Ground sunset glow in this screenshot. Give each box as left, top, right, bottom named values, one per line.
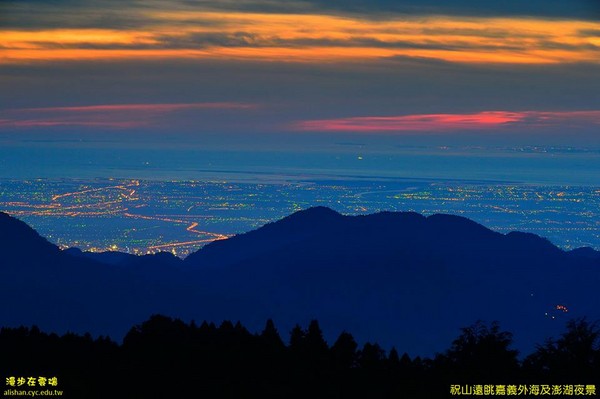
left=1, top=0, right=599, bottom=138
left=1, top=13, right=599, bottom=65
left=294, top=111, right=600, bottom=133
left=0, top=103, right=257, bottom=129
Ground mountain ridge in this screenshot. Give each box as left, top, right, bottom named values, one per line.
left=0, top=208, right=598, bottom=356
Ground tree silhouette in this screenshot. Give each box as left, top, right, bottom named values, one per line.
left=524, top=318, right=600, bottom=381
left=331, top=331, right=358, bottom=369
left=387, top=347, right=401, bottom=370
left=306, top=320, right=329, bottom=355
left=257, top=318, right=287, bottom=390
left=261, top=319, right=285, bottom=349
left=7, top=315, right=600, bottom=398
left=289, top=324, right=305, bottom=351
left=358, top=342, right=386, bottom=370
left=436, top=320, right=519, bottom=382
left=399, top=352, right=412, bottom=368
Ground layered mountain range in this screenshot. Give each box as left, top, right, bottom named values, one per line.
left=1, top=207, right=598, bottom=356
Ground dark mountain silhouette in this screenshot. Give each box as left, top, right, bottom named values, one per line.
left=0, top=212, right=188, bottom=338
left=63, top=247, right=183, bottom=277
left=0, top=208, right=598, bottom=356
left=0, top=211, right=60, bottom=261
left=568, top=246, right=600, bottom=260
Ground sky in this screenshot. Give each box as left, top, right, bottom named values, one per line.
left=1, top=0, right=600, bottom=150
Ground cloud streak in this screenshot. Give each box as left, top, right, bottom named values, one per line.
left=1, top=0, right=599, bottom=31
left=292, top=111, right=600, bottom=133
left=19, top=103, right=256, bottom=113
left=1, top=11, right=599, bottom=65
left=0, top=102, right=258, bottom=129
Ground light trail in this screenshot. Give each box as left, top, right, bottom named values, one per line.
left=124, top=212, right=230, bottom=240
left=12, top=200, right=129, bottom=217
left=147, top=237, right=227, bottom=251
left=51, top=180, right=139, bottom=201
left=187, top=222, right=200, bottom=233
left=0, top=202, right=61, bottom=209
left=185, top=221, right=229, bottom=239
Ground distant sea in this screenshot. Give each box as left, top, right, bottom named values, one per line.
left=2, top=140, right=600, bottom=185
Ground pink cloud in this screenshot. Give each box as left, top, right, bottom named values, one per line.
left=3, top=120, right=144, bottom=128
left=293, top=111, right=600, bottom=133
left=19, top=103, right=257, bottom=113
left=0, top=102, right=257, bottom=129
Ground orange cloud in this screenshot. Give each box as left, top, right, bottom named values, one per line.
left=1, top=13, right=598, bottom=65
left=293, top=111, right=600, bottom=133
left=0, top=102, right=257, bottom=129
